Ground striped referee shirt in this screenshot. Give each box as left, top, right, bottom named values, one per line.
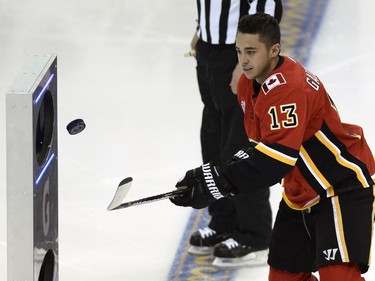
left=197, top=0, right=283, bottom=45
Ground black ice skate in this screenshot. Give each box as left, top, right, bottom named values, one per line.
left=188, top=227, right=231, bottom=256
left=212, top=238, right=268, bottom=268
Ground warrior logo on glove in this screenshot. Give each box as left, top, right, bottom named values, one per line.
left=171, top=162, right=235, bottom=209
left=202, top=163, right=225, bottom=200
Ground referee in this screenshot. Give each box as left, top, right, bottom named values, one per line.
left=187, top=0, right=283, bottom=267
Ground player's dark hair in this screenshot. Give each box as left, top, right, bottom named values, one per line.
left=237, top=13, right=280, bottom=49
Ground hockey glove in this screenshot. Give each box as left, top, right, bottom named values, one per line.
left=221, top=142, right=256, bottom=167
left=170, top=163, right=236, bottom=209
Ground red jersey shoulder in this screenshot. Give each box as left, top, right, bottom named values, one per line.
left=260, top=57, right=306, bottom=96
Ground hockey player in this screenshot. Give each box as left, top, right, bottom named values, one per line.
left=171, top=13, right=375, bottom=281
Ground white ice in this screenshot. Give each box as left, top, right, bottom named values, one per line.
left=1, top=0, right=375, bottom=280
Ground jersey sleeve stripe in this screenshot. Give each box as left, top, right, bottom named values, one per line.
left=315, top=131, right=369, bottom=187
left=255, top=142, right=297, bottom=166
left=300, top=146, right=335, bottom=197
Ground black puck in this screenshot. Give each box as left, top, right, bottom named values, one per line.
left=66, top=119, right=86, bottom=135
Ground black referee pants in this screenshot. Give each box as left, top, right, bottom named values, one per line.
left=195, top=39, right=272, bottom=248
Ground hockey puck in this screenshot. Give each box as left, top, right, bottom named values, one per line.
left=66, top=119, right=86, bottom=135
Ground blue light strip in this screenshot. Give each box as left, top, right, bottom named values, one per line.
left=34, top=73, right=55, bottom=105
left=35, top=153, right=55, bottom=186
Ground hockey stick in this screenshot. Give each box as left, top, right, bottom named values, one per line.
left=107, top=177, right=187, bottom=211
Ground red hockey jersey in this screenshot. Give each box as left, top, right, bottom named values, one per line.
left=222, top=56, right=375, bottom=210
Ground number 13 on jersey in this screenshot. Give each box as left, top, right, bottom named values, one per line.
left=268, top=103, right=298, bottom=130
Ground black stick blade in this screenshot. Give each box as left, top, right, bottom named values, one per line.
left=110, top=186, right=188, bottom=211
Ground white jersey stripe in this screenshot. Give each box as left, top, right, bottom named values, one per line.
left=299, top=147, right=333, bottom=198
left=209, top=0, right=222, bottom=44
left=199, top=0, right=207, bottom=42
left=226, top=1, right=241, bottom=44
left=264, top=0, right=276, bottom=16
left=316, top=131, right=369, bottom=187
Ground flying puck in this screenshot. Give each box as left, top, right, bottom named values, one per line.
left=66, top=119, right=86, bottom=135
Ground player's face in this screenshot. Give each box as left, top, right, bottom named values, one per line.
left=236, top=32, right=279, bottom=84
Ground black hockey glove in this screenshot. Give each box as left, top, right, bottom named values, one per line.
left=170, top=163, right=236, bottom=209
left=222, top=148, right=252, bottom=166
